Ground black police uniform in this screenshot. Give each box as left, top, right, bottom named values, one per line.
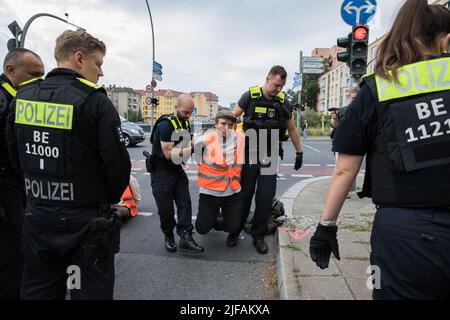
left=150, top=114, right=195, bottom=237
left=237, top=87, right=292, bottom=242
left=6, top=68, right=131, bottom=300
left=333, top=55, right=450, bottom=299
left=0, top=74, right=25, bottom=300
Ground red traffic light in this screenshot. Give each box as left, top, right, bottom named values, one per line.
left=353, top=26, right=368, bottom=40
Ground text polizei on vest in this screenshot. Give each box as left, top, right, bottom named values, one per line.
left=24, top=178, right=74, bottom=201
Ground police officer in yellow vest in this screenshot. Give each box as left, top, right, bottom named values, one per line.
left=149, top=94, right=204, bottom=253
left=309, top=0, right=450, bottom=299
left=195, top=110, right=245, bottom=248
left=6, top=30, right=131, bottom=299
left=0, top=48, right=44, bottom=300
left=233, top=66, right=303, bottom=254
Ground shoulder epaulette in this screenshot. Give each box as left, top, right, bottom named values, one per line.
left=76, top=77, right=106, bottom=94
left=18, top=77, right=42, bottom=88
left=249, top=86, right=262, bottom=99
left=276, top=91, right=285, bottom=103
left=1, top=81, right=16, bottom=97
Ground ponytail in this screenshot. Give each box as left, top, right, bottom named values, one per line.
left=374, top=0, right=450, bottom=82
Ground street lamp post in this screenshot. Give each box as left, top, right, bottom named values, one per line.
left=145, top=0, right=156, bottom=130
left=8, top=13, right=85, bottom=50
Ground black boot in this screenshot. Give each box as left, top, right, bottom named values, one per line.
left=165, top=233, right=177, bottom=252
left=226, top=233, right=239, bottom=247
left=253, top=238, right=268, bottom=254
left=179, top=230, right=204, bottom=253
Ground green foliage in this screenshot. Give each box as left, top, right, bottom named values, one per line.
left=301, top=110, right=333, bottom=136
left=286, top=74, right=320, bottom=111
left=127, top=109, right=144, bottom=122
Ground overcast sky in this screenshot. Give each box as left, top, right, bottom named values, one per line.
left=0, top=0, right=407, bottom=107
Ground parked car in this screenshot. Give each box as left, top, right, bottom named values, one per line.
left=120, top=116, right=145, bottom=147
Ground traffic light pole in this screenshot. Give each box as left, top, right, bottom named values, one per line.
left=19, top=13, right=85, bottom=48
left=348, top=72, right=358, bottom=192
left=297, top=51, right=303, bottom=135
left=145, top=0, right=156, bottom=130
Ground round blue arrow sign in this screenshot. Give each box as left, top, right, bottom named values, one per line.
left=341, top=0, right=377, bottom=26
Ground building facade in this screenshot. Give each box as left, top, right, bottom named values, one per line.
left=106, top=85, right=141, bottom=118
left=190, top=92, right=219, bottom=118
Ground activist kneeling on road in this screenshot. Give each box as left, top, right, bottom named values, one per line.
left=194, top=110, right=245, bottom=248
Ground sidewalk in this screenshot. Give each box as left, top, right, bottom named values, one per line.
left=276, top=174, right=376, bottom=300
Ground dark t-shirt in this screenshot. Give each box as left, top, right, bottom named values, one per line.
left=156, top=119, right=176, bottom=142
left=238, top=90, right=293, bottom=119
left=332, top=83, right=378, bottom=155
left=153, top=116, right=189, bottom=169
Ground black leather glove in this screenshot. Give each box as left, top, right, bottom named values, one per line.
left=309, top=223, right=340, bottom=269
left=294, top=152, right=303, bottom=171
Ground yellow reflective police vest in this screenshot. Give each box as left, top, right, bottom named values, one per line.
left=13, top=76, right=110, bottom=207
left=363, top=56, right=450, bottom=207
left=245, top=86, right=289, bottom=141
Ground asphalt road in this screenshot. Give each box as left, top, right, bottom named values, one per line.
left=114, top=137, right=337, bottom=300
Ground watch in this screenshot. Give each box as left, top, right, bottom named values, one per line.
left=320, top=220, right=337, bottom=227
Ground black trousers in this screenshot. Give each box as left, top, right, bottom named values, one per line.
left=371, top=207, right=450, bottom=300
left=195, top=191, right=244, bottom=235
left=0, top=182, right=25, bottom=300
left=239, top=164, right=277, bottom=240
left=21, top=207, right=115, bottom=300
left=151, top=165, right=193, bottom=235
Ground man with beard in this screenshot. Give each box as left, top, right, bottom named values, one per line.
left=149, top=94, right=204, bottom=253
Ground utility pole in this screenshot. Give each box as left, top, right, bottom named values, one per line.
left=145, top=0, right=156, bottom=130
left=297, top=51, right=303, bottom=135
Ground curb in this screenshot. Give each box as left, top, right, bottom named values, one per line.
left=276, top=176, right=332, bottom=300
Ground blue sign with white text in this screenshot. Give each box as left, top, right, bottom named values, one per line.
left=341, top=0, right=377, bottom=26
left=153, top=61, right=163, bottom=69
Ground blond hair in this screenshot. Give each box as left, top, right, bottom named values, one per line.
left=54, top=30, right=106, bottom=62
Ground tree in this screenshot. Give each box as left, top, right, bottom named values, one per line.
left=301, top=74, right=320, bottom=111
left=127, top=109, right=144, bottom=122
left=323, top=55, right=332, bottom=73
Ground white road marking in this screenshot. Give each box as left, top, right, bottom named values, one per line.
left=138, top=212, right=154, bottom=217
left=304, top=144, right=321, bottom=153
left=144, top=173, right=150, bottom=175
left=281, top=164, right=294, bottom=166
left=327, top=164, right=336, bottom=167
left=132, top=168, right=143, bottom=171
left=304, top=164, right=320, bottom=167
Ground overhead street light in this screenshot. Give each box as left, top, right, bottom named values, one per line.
left=7, top=13, right=86, bottom=50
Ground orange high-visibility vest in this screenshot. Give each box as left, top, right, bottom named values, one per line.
left=198, top=131, right=245, bottom=192
left=121, top=186, right=138, bottom=217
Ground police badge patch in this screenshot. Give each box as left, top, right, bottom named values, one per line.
left=268, top=109, right=276, bottom=118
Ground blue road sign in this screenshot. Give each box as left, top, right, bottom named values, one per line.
left=153, top=68, right=162, bottom=76
left=341, top=0, right=377, bottom=26
left=153, top=61, right=163, bottom=70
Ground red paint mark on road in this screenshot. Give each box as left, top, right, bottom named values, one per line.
left=279, top=227, right=315, bottom=241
